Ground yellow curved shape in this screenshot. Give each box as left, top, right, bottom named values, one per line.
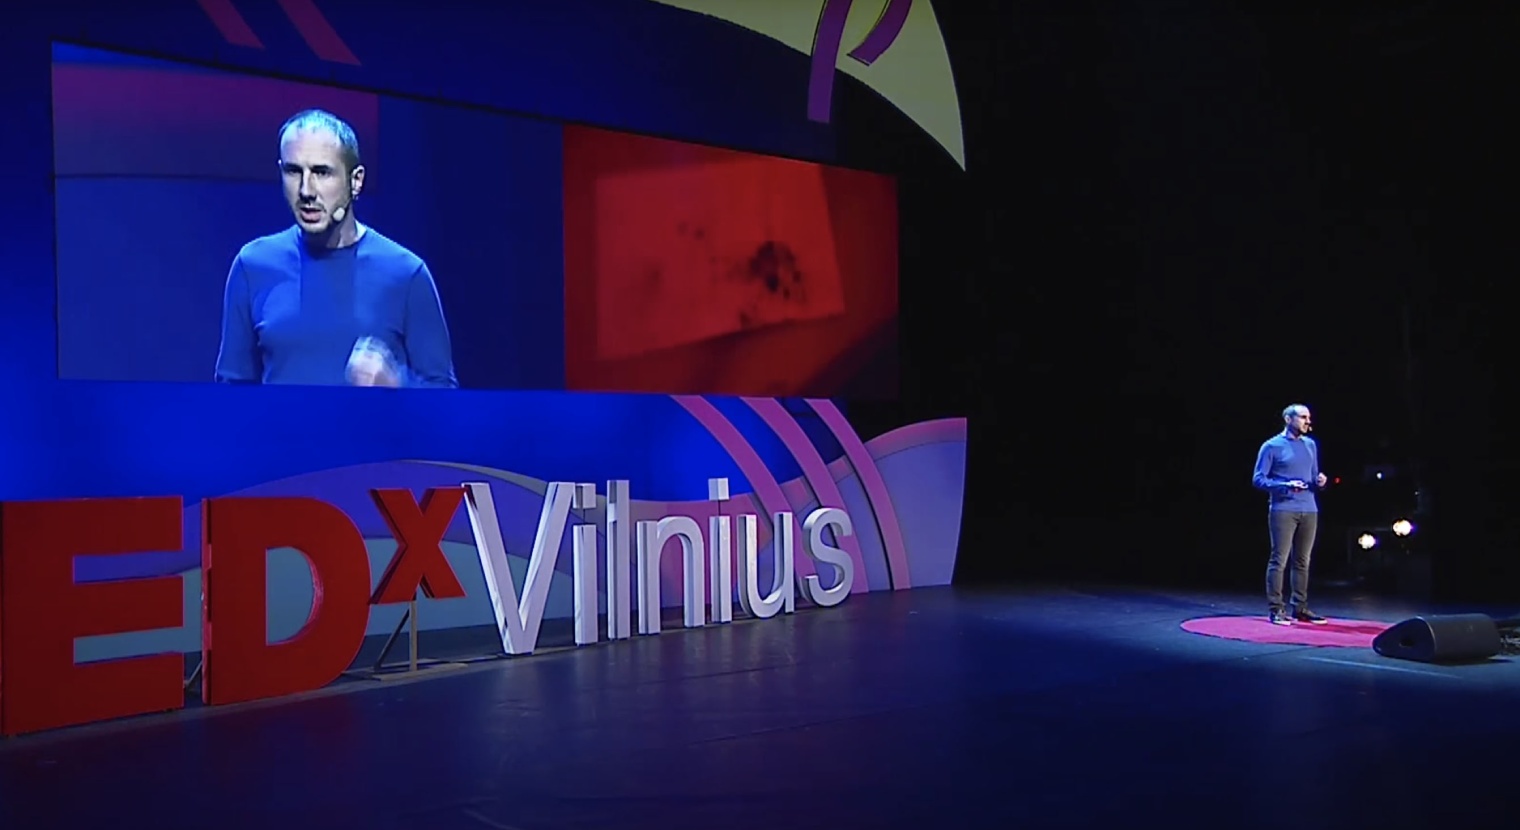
left=647, top=0, right=965, bottom=169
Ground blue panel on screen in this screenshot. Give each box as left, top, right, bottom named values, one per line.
left=357, top=97, right=566, bottom=391
left=56, top=179, right=284, bottom=384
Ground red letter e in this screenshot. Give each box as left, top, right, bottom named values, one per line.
left=0, top=497, right=185, bottom=736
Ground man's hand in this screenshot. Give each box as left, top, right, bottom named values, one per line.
left=347, top=338, right=401, bottom=388
left=348, top=354, right=399, bottom=387
left=1316, top=473, right=1328, bottom=488
left=1287, top=480, right=1309, bottom=490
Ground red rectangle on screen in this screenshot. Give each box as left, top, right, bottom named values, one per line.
left=592, top=158, right=848, bottom=358
left=562, top=126, right=899, bottom=398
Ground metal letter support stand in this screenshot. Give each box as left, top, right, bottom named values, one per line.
left=362, top=596, right=469, bottom=682
left=186, top=596, right=484, bottom=697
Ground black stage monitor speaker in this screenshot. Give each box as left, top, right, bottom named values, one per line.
left=1372, top=614, right=1501, bottom=663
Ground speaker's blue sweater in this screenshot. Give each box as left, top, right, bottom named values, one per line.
left=214, top=226, right=457, bottom=388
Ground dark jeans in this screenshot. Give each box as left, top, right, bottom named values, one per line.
left=1266, top=510, right=1318, bottom=612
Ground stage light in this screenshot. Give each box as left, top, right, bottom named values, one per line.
left=1357, top=533, right=1378, bottom=550
left=1392, top=519, right=1414, bottom=537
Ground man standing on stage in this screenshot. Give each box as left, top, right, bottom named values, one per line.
left=214, top=108, right=457, bottom=388
left=1252, top=403, right=1329, bottom=625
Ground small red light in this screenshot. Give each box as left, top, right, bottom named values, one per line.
left=1333, top=477, right=1341, bottom=484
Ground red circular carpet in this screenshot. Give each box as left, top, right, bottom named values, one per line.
left=1181, top=615, right=1392, bottom=647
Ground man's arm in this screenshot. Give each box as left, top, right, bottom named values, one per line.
left=1308, top=438, right=1325, bottom=490
left=401, top=263, right=458, bottom=389
left=213, top=258, right=261, bottom=384
left=1252, top=442, right=1290, bottom=494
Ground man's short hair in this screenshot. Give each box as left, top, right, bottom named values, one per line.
left=278, top=109, right=362, bottom=175
left=1282, top=403, right=1309, bottom=420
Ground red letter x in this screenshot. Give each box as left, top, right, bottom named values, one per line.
left=369, top=488, right=467, bottom=605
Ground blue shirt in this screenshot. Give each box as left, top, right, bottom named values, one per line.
left=214, top=226, right=457, bottom=387
left=1252, top=430, right=1321, bottom=512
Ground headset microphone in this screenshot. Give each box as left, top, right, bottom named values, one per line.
left=331, top=188, right=355, bottom=223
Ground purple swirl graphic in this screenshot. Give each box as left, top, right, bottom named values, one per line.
left=807, top=399, right=912, bottom=589
left=847, top=0, right=913, bottom=64
left=669, top=395, right=821, bottom=583
left=741, top=397, right=870, bottom=594
left=808, top=0, right=913, bottom=122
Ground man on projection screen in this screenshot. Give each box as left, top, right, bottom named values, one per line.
left=213, top=108, right=458, bottom=388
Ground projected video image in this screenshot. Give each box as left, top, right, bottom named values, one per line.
left=51, top=44, right=566, bottom=390
left=562, top=126, right=900, bottom=399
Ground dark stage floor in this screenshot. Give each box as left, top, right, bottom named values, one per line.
left=3, top=583, right=1518, bottom=829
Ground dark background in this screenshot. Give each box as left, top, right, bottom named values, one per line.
left=842, top=2, right=1518, bottom=604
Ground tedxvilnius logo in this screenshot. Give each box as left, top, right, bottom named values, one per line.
left=465, top=477, right=858, bottom=656
left=0, top=476, right=856, bottom=736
